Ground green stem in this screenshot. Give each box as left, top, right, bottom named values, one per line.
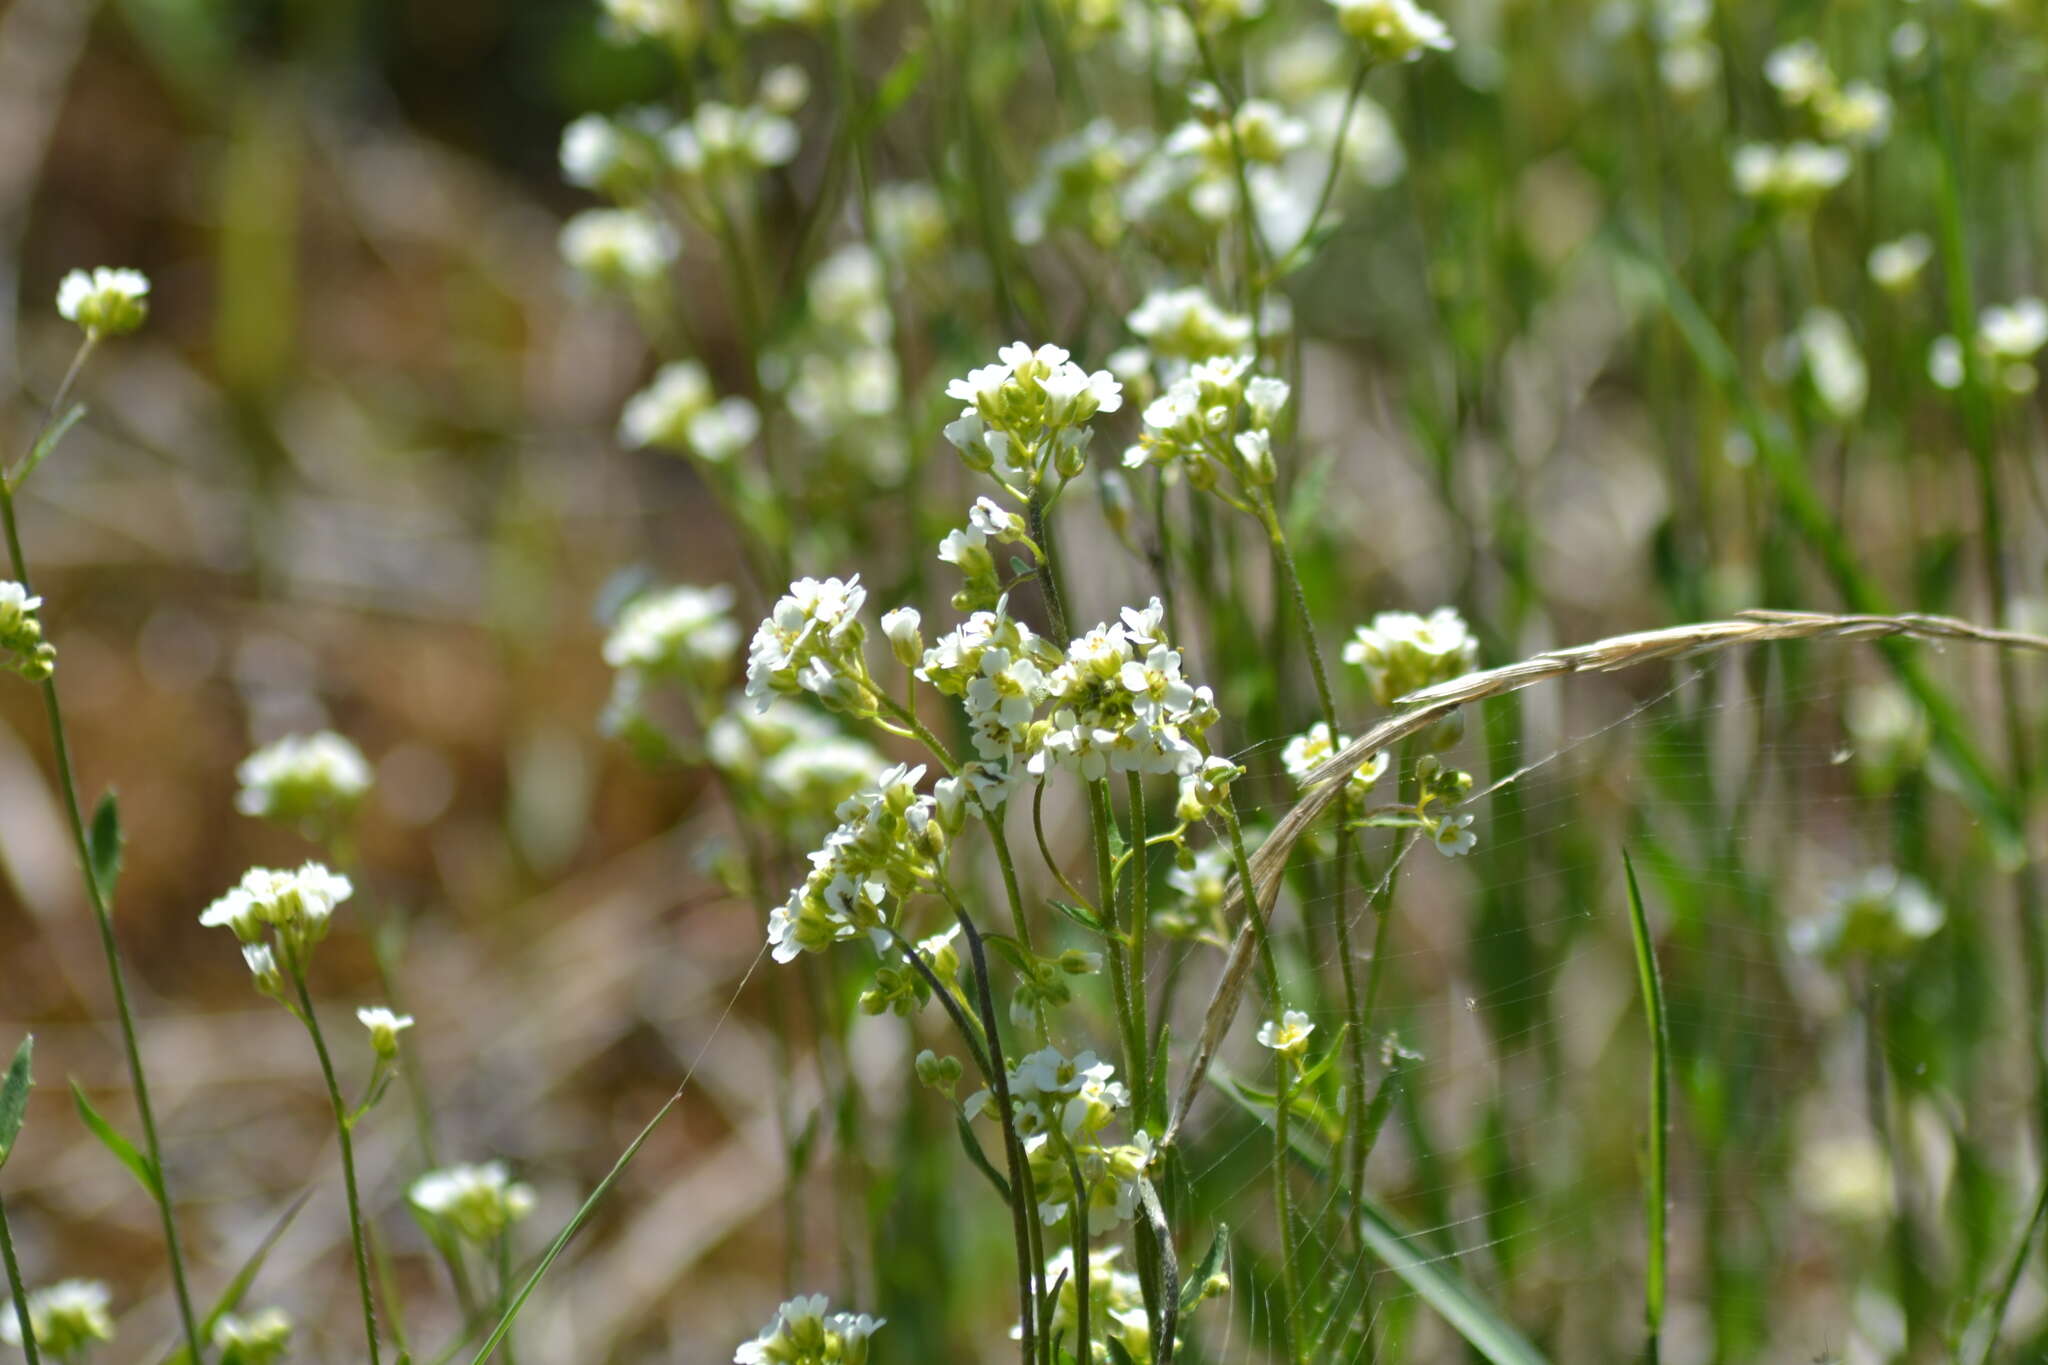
left=290, top=966, right=383, bottom=1365
left=1125, top=773, right=1153, bottom=1126
left=0, top=341, right=206, bottom=1365
left=1284, top=58, right=1372, bottom=268
left=0, top=1194, right=43, bottom=1365
left=1089, top=781, right=1146, bottom=1112
left=1218, top=799, right=1297, bottom=1360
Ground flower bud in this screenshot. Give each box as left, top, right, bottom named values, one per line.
left=881, top=607, right=922, bottom=667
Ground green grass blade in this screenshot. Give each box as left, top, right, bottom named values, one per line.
left=1622, top=851, right=1670, bottom=1362
left=8, top=404, right=84, bottom=492
left=465, top=1086, right=684, bottom=1365
left=0, top=1037, right=32, bottom=1170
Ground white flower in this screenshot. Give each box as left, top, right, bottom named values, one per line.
left=1868, top=234, right=1931, bottom=292
left=1257, top=1008, right=1315, bottom=1058
left=2, top=1280, right=115, bottom=1355
left=1428, top=811, right=1477, bottom=857
left=1928, top=335, right=1966, bottom=390
left=356, top=1006, right=415, bottom=1058
left=409, top=1162, right=536, bottom=1244
left=1326, top=0, right=1454, bottom=61
left=1978, top=298, right=2048, bottom=361
left=235, top=731, right=372, bottom=829
left=55, top=267, right=150, bottom=336
left=559, top=209, right=678, bottom=288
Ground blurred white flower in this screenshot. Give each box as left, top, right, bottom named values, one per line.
left=56, top=267, right=149, bottom=337
left=410, top=1161, right=536, bottom=1244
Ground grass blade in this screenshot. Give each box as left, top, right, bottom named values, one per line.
left=1622, top=851, right=1670, bottom=1363
left=465, top=1086, right=685, bottom=1365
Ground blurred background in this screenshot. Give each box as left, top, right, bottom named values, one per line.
left=1, top=0, right=2047, bottom=1362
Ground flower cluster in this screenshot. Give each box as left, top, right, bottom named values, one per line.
left=1415, top=754, right=1477, bottom=857
left=1731, top=141, right=1850, bottom=209
left=1, top=1281, right=114, bottom=1360
left=1929, top=297, right=2048, bottom=397
left=1763, top=40, right=1892, bottom=147
left=1342, top=607, right=1478, bottom=705
left=745, top=575, right=871, bottom=714
left=56, top=267, right=150, bottom=338
left=1038, top=600, right=1221, bottom=783
left=1013, top=120, right=1153, bottom=248
left=733, top=1294, right=883, bottom=1365
left=936, top=498, right=1038, bottom=611
left=559, top=207, right=680, bottom=290
left=1019, top=1247, right=1153, bottom=1363
left=0, top=581, right=55, bottom=682
left=665, top=96, right=802, bottom=195
left=706, top=699, right=884, bottom=833
left=1124, top=355, right=1290, bottom=493
left=965, top=1047, right=1154, bottom=1228
left=211, top=1308, right=293, bottom=1365
left=917, top=607, right=1061, bottom=810
left=410, top=1161, right=537, bottom=1244
left=1325, top=0, right=1455, bottom=63
left=235, top=730, right=373, bottom=837
left=605, top=584, right=742, bottom=690
left=1649, top=0, right=1716, bottom=98
left=1125, top=287, right=1255, bottom=369
left=770, top=245, right=907, bottom=477
left=619, top=362, right=761, bottom=464
left=1789, top=867, right=1944, bottom=967
left=767, top=764, right=947, bottom=963
left=198, top=863, right=354, bottom=991
left=943, top=342, right=1123, bottom=493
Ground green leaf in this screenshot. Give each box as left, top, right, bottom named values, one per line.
left=861, top=41, right=928, bottom=133
left=9, top=403, right=85, bottom=491
left=978, top=932, right=1036, bottom=975
left=1047, top=898, right=1108, bottom=936
left=1104, top=1335, right=1139, bottom=1365
left=70, top=1080, right=159, bottom=1198
left=1178, top=1222, right=1229, bottom=1313
left=87, top=791, right=124, bottom=905
left=0, top=1037, right=33, bottom=1170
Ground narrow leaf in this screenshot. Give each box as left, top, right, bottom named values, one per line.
left=1177, top=1223, right=1228, bottom=1314
left=70, top=1080, right=159, bottom=1198
left=0, top=1037, right=33, bottom=1170
left=9, top=403, right=85, bottom=491
left=87, top=791, right=124, bottom=905
left=1623, top=852, right=1671, bottom=1356
left=1048, top=898, right=1109, bottom=936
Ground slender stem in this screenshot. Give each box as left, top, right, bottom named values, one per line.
left=1975, top=1175, right=2048, bottom=1365
left=0, top=1194, right=44, bottom=1365
left=1064, top=1146, right=1092, bottom=1365
left=1125, top=773, right=1153, bottom=1125
left=0, top=341, right=206, bottom=1365
left=1028, top=484, right=1072, bottom=642
left=494, top=1231, right=518, bottom=1365
left=1089, top=781, right=1146, bottom=1111
left=290, top=966, right=383, bottom=1365
left=1217, top=799, right=1298, bottom=1359
left=1285, top=58, right=1372, bottom=268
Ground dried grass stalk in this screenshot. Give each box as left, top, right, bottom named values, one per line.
left=1163, top=609, right=2048, bottom=1145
